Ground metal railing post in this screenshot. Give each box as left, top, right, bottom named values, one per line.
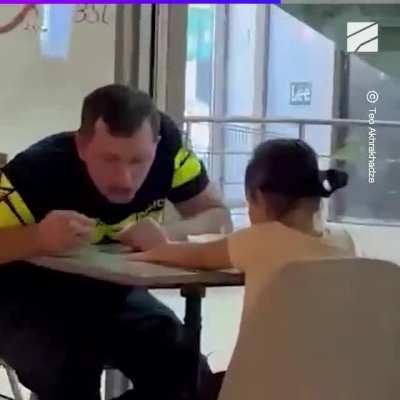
left=299, top=123, right=306, bottom=140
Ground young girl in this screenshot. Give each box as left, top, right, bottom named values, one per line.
left=127, top=138, right=355, bottom=400
left=127, top=138, right=355, bottom=272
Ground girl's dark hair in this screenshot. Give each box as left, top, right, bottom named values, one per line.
left=245, top=139, right=348, bottom=201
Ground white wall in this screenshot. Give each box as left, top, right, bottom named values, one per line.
left=0, top=5, right=115, bottom=158
left=266, top=6, right=335, bottom=156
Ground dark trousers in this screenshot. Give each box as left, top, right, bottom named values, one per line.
left=0, top=262, right=216, bottom=400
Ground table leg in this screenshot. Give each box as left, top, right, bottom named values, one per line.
left=181, top=284, right=206, bottom=400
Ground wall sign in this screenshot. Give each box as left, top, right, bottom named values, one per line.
left=290, top=82, right=312, bottom=105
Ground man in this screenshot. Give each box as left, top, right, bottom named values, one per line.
left=0, top=84, right=232, bottom=400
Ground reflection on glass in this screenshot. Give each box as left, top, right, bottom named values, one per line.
left=185, top=4, right=214, bottom=117
left=185, top=5, right=215, bottom=165
left=40, top=4, right=74, bottom=60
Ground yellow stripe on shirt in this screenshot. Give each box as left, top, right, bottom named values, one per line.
left=172, top=147, right=202, bottom=189
left=0, top=172, right=35, bottom=227
left=91, top=200, right=165, bottom=244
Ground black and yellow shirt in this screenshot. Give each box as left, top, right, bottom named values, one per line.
left=0, top=114, right=209, bottom=244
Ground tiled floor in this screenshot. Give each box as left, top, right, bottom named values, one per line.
left=153, top=287, right=244, bottom=372
left=0, top=287, right=244, bottom=398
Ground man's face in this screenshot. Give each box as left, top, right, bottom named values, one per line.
left=77, top=118, right=158, bottom=204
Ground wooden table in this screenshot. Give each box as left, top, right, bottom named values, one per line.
left=30, top=245, right=244, bottom=400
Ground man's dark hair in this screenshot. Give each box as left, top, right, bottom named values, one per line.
left=79, top=84, right=160, bottom=140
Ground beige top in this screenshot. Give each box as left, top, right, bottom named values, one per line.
left=219, top=222, right=355, bottom=400
left=227, top=222, right=354, bottom=310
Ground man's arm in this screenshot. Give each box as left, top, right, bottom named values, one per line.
left=165, top=183, right=233, bottom=241
left=0, top=168, right=41, bottom=264
left=0, top=164, right=95, bottom=264
left=116, top=184, right=233, bottom=251
left=0, top=150, right=96, bottom=264
left=157, top=113, right=233, bottom=239
left=118, top=114, right=233, bottom=248
left=0, top=211, right=96, bottom=265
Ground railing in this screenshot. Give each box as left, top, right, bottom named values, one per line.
left=184, top=115, right=400, bottom=140
left=183, top=116, right=400, bottom=227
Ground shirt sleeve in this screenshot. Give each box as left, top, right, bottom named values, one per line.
left=167, top=147, right=209, bottom=204
left=161, top=113, right=209, bottom=204
left=0, top=160, right=36, bottom=228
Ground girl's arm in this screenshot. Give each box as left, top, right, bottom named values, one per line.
left=126, top=239, right=233, bottom=270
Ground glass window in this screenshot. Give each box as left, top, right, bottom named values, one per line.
left=331, top=54, right=400, bottom=225
left=185, top=4, right=215, bottom=173
left=185, top=5, right=215, bottom=118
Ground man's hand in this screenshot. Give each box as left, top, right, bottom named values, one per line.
left=116, top=219, right=168, bottom=252
left=37, top=210, right=95, bottom=254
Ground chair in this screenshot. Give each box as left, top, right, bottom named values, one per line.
left=218, top=258, right=400, bottom=400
